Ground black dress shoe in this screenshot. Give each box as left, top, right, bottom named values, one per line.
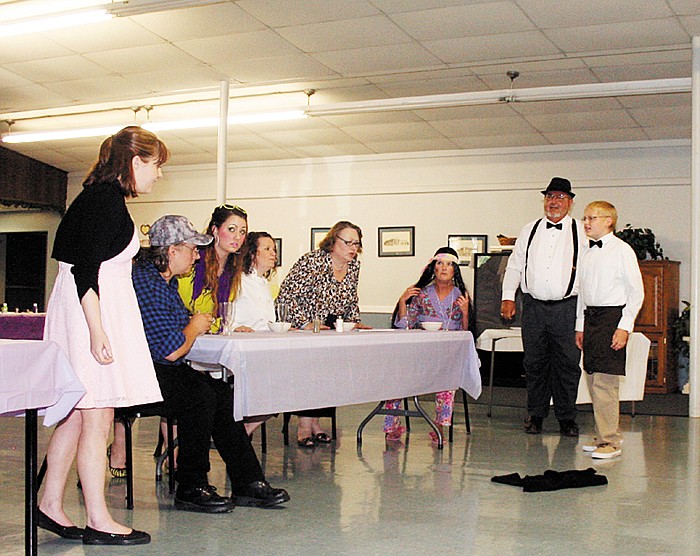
left=174, top=485, right=235, bottom=513
left=233, top=480, right=290, bottom=508
left=559, top=419, right=580, bottom=437
left=523, top=416, right=543, bottom=434
left=37, top=509, right=84, bottom=540
left=82, top=526, right=150, bottom=546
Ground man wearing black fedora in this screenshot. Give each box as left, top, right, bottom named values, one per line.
left=501, top=177, right=586, bottom=436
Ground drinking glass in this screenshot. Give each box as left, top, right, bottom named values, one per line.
left=219, top=302, right=235, bottom=335
left=276, top=302, right=289, bottom=323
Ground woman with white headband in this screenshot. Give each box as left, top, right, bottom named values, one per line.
left=384, top=246, right=472, bottom=442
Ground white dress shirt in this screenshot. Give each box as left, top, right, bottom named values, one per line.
left=575, top=232, right=644, bottom=332
left=231, top=270, right=276, bottom=331
left=502, top=214, right=586, bottom=302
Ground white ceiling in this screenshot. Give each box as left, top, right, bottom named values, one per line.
left=0, top=0, right=698, bottom=173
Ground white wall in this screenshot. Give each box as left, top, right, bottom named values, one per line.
left=66, top=139, right=691, bottom=313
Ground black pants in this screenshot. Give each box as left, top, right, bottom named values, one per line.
left=521, top=294, right=581, bottom=421
left=154, top=362, right=264, bottom=491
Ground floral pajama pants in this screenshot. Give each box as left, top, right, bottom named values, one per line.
left=383, top=390, right=455, bottom=432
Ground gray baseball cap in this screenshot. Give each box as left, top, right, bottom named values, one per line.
left=148, top=215, right=212, bottom=247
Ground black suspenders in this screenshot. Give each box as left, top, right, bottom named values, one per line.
left=524, top=218, right=578, bottom=298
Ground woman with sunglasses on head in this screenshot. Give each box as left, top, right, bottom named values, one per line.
left=39, top=126, right=168, bottom=546
left=383, top=246, right=472, bottom=443
left=177, top=204, right=248, bottom=328
left=277, top=221, right=371, bottom=447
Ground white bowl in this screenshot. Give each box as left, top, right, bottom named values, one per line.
left=341, top=321, right=356, bottom=332
left=421, top=321, right=442, bottom=331
left=268, top=321, right=292, bottom=333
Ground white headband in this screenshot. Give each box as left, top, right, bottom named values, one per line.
left=429, top=253, right=459, bottom=265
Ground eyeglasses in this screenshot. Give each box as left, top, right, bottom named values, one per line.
left=544, top=193, right=570, bottom=200
left=337, top=236, right=362, bottom=248
left=582, top=215, right=608, bottom=222
left=218, top=204, right=247, bottom=216
left=177, top=243, right=198, bottom=254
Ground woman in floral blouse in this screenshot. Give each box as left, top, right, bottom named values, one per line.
left=384, top=246, right=472, bottom=443
left=277, top=221, right=369, bottom=446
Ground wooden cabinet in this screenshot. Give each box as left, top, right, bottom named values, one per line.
left=635, top=260, right=680, bottom=393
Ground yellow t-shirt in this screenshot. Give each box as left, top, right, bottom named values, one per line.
left=177, top=271, right=235, bottom=333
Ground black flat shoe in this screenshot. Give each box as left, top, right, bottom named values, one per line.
left=559, top=419, right=580, bottom=437
left=523, top=416, right=543, bottom=434
left=37, top=509, right=84, bottom=540
left=174, top=485, right=235, bottom=514
left=82, top=526, right=150, bottom=546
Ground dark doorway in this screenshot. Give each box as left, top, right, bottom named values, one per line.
left=2, top=232, right=47, bottom=312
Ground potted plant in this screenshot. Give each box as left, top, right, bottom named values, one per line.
left=614, top=224, right=665, bottom=260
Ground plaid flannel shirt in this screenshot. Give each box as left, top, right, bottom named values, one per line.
left=132, top=260, right=190, bottom=365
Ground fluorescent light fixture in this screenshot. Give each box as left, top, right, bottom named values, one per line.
left=305, top=78, right=692, bottom=117
left=0, top=0, right=225, bottom=38
left=0, top=10, right=111, bottom=38
left=1, top=111, right=307, bottom=144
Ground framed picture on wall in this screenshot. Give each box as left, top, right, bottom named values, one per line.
left=378, top=226, right=415, bottom=257
left=273, top=238, right=282, bottom=267
left=447, top=234, right=488, bottom=267
left=310, top=227, right=330, bottom=251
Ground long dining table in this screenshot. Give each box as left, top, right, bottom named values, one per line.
left=188, top=328, right=482, bottom=430
left=0, top=339, right=86, bottom=556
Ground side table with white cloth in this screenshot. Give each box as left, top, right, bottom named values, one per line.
left=476, top=329, right=651, bottom=416
left=0, top=339, right=86, bottom=556
left=188, top=329, right=482, bottom=449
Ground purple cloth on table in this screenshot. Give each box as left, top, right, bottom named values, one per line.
left=0, top=314, right=46, bottom=340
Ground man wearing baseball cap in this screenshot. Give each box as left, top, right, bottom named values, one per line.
left=132, top=215, right=289, bottom=513
left=501, top=178, right=586, bottom=437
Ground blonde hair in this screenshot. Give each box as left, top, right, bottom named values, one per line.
left=585, top=201, right=617, bottom=230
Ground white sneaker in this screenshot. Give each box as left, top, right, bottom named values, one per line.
left=591, top=445, right=622, bottom=459
left=581, top=439, right=598, bottom=452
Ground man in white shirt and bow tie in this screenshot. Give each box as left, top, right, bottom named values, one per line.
left=501, top=177, right=587, bottom=436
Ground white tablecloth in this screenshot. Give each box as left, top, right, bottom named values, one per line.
left=0, top=339, right=86, bottom=426
left=189, top=329, right=482, bottom=421
left=475, top=329, right=650, bottom=404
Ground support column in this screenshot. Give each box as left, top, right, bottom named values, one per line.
left=216, top=80, right=229, bottom=205
left=690, top=36, right=700, bottom=417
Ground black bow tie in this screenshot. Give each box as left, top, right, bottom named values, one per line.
left=589, top=239, right=603, bottom=248
left=546, top=222, right=562, bottom=230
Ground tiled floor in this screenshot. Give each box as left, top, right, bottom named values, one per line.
left=1, top=401, right=699, bottom=555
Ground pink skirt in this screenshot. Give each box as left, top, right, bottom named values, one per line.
left=44, top=230, right=162, bottom=409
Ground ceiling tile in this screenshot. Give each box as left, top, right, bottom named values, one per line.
left=451, top=133, right=547, bottom=149
left=510, top=98, right=625, bottom=115
left=628, top=105, right=691, bottom=127
left=131, top=3, right=264, bottom=41
left=284, top=144, right=375, bottom=157
left=41, top=18, right=163, bottom=53
left=418, top=104, right=520, bottom=121
left=372, top=1, right=499, bottom=14
left=5, top=56, right=112, bottom=83
left=668, top=0, right=700, bottom=16
left=375, top=75, right=487, bottom=97
left=339, top=121, right=446, bottom=142
left=429, top=116, right=538, bottom=137
left=0, top=67, right=33, bottom=88
left=617, top=92, right=690, bottom=108
left=0, top=35, right=72, bottom=64
left=42, top=76, right=152, bottom=104
left=680, top=15, right=700, bottom=34
left=543, top=128, right=649, bottom=144
left=85, top=44, right=205, bottom=74
left=312, top=43, right=443, bottom=75
left=544, top=19, right=689, bottom=54
left=277, top=16, right=413, bottom=52
left=0, top=85, right=72, bottom=113
left=259, top=128, right=362, bottom=148
left=176, top=30, right=302, bottom=64
left=362, top=137, right=458, bottom=153
left=644, top=125, right=690, bottom=140
left=517, top=0, right=672, bottom=28
left=524, top=110, right=639, bottom=132
left=478, top=68, right=600, bottom=89
left=591, top=61, right=691, bottom=82
left=124, top=66, right=229, bottom=94
left=235, top=0, right=380, bottom=27
left=316, top=111, right=424, bottom=127
left=215, top=55, right=337, bottom=84
left=424, top=31, right=560, bottom=64
left=390, top=2, right=534, bottom=41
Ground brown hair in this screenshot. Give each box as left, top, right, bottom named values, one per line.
left=83, top=126, right=169, bottom=197
left=202, top=205, right=248, bottom=311
left=319, top=221, right=363, bottom=254
left=242, top=231, right=277, bottom=279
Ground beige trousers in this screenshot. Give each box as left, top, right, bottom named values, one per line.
left=586, top=372, right=622, bottom=448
